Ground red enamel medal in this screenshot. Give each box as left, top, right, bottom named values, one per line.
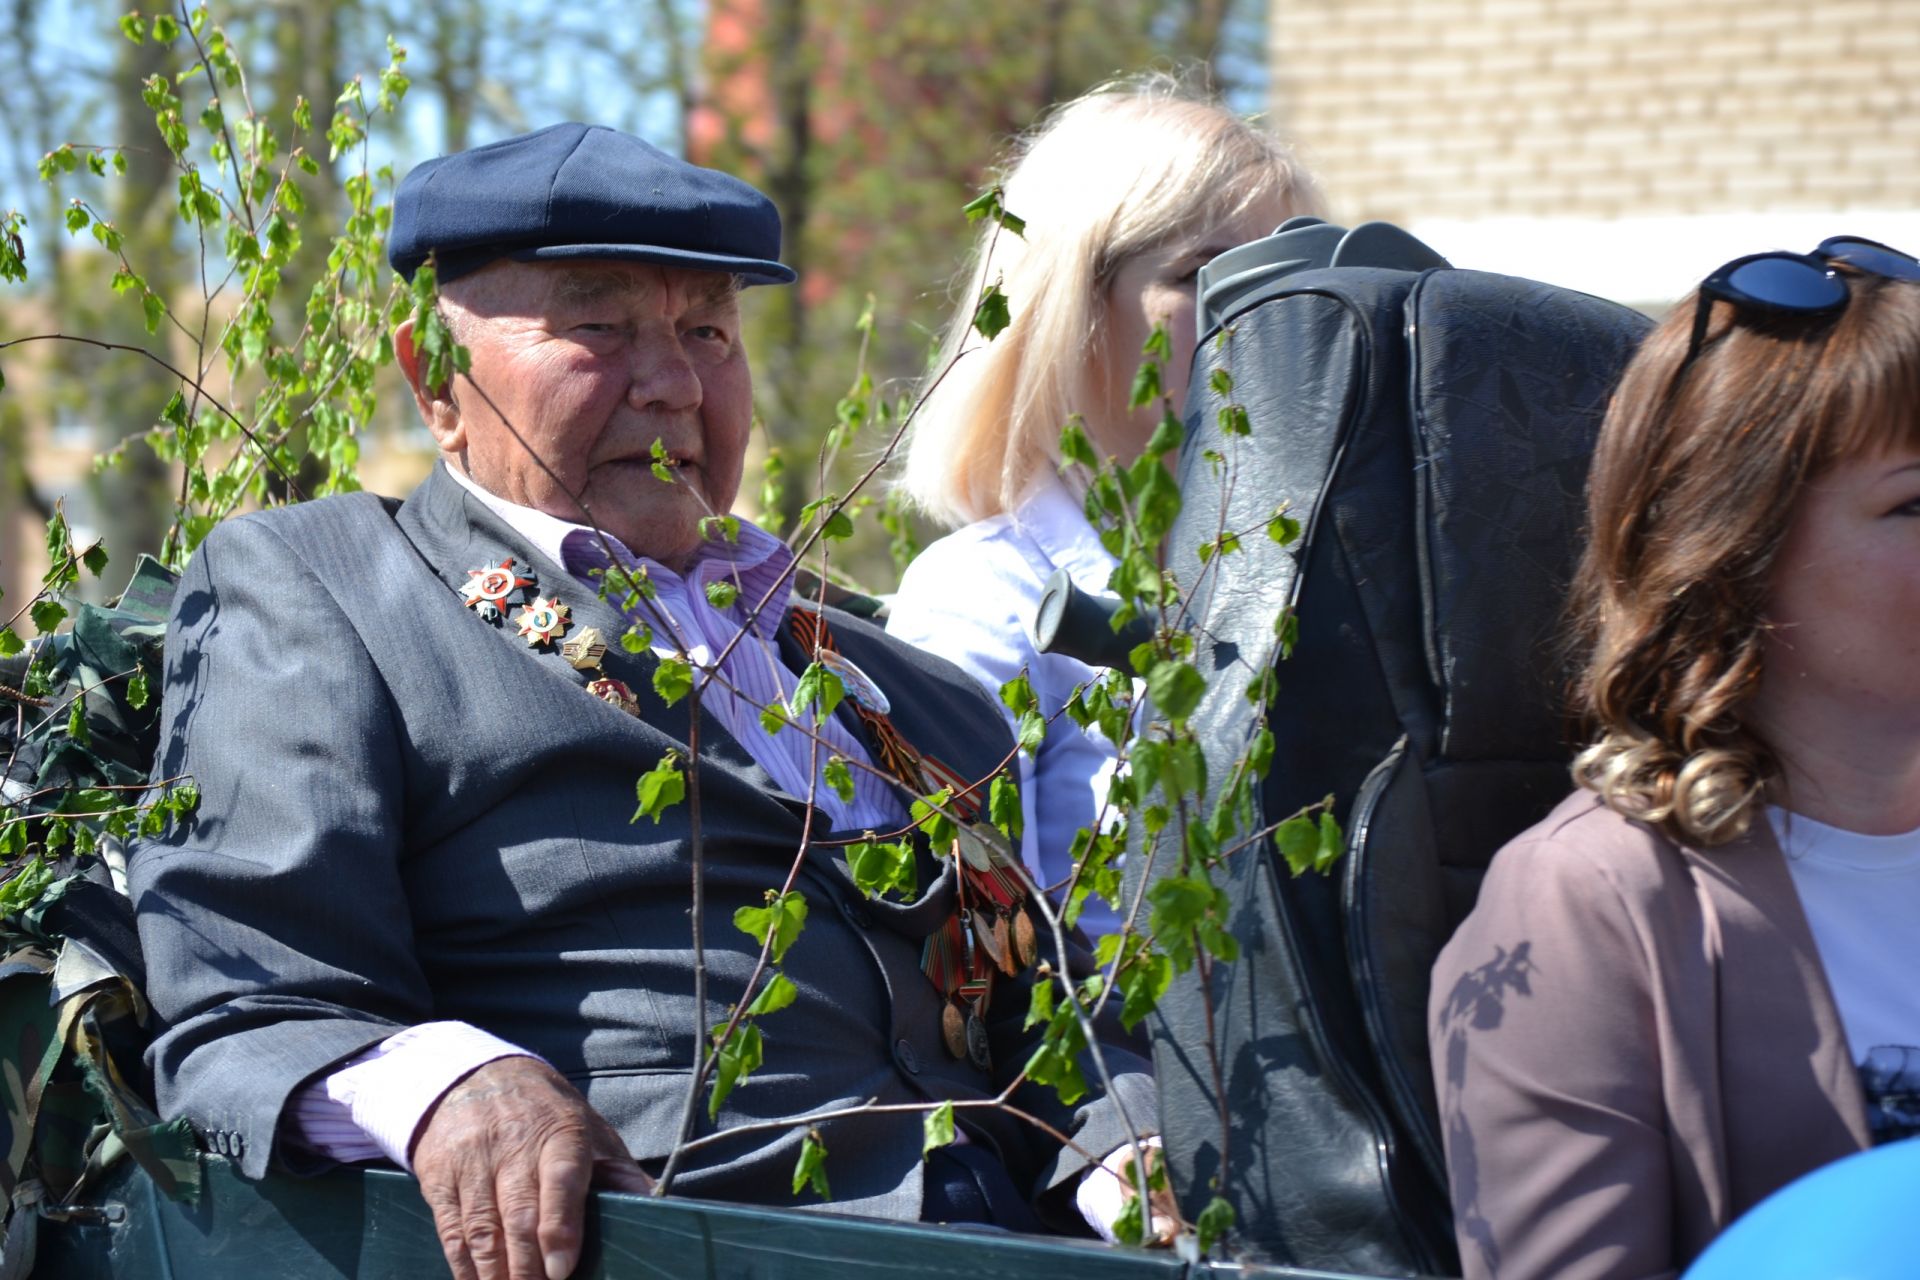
left=462, top=558, right=534, bottom=621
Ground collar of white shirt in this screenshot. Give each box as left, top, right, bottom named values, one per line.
left=1014, top=470, right=1119, bottom=593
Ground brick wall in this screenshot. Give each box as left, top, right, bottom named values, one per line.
left=1269, top=0, right=1920, bottom=225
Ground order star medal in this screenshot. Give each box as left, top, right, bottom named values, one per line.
left=514, top=596, right=571, bottom=648
left=462, top=558, right=535, bottom=622
left=817, top=649, right=890, bottom=715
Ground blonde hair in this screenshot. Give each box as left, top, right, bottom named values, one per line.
left=1569, top=265, right=1920, bottom=845
left=897, top=72, right=1323, bottom=527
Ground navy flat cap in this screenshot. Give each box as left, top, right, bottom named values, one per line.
left=388, top=122, right=797, bottom=286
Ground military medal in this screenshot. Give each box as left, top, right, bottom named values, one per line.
left=789, top=606, right=1041, bottom=1071
left=561, top=626, right=608, bottom=671
left=462, top=558, right=535, bottom=621
left=965, top=1009, right=992, bottom=1072
left=941, top=1002, right=969, bottom=1060
left=817, top=648, right=891, bottom=715
left=586, top=676, right=640, bottom=717
left=515, top=596, right=571, bottom=647
left=1012, top=907, right=1039, bottom=969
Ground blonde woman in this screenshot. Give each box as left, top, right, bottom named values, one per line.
left=1430, top=239, right=1920, bottom=1280
left=889, top=78, right=1321, bottom=938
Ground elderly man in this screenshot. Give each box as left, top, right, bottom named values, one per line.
left=130, top=124, right=1156, bottom=1280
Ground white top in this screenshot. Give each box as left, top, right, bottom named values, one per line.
left=1770, top=805, right=1920, bottom=1141
left=889, top=473, right=1130, bottom=939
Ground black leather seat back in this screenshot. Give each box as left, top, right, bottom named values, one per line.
left=1134, top=266, right=1651, bottom=1275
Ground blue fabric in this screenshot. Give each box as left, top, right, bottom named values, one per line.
left=921, top=1145, right=1052, bottom=1234
left=388, top=122, right=796, bottom=285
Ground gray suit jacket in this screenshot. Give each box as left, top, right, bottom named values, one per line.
left=131, top=463, right=1153, bottom=1224
left=1430, top=790, right=1872, bottom=1280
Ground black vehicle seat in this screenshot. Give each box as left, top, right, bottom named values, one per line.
left=1118, top=239, right=1652, bottom=1275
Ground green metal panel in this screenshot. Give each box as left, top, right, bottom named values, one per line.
left=35, top=1157, right=1398, bottom=1280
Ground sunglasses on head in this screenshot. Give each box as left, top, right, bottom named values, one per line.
left=1682, top=235, right=1920, bottom=371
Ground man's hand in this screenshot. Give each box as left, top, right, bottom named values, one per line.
left=1112, top=1140, right=1180, bottom=1246
left=411, top=1056, right=654, bottom=1280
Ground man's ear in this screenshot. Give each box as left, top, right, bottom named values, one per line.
left=393, top=317, right=465, bottom=452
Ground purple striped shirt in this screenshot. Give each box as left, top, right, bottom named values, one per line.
left=284, top=469, right=905, bottom=1166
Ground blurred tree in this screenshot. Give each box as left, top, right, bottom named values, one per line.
left=0, top=0, right=1265, bottom=594
left=690, top=0, right=1268, bottom=584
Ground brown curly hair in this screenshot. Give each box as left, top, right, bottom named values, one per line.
left=1568, top=263, right=1920, bottom=846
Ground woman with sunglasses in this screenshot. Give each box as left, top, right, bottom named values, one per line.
left=1429, top=238, right=1920, bottom=1280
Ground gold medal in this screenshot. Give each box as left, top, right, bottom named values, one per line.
left=990, top=914, right=1018, bottom=977
left=941, top=1002, right=968, bottom=1060
left=561, top=625, right=608, bottom=671
left=1013, top=908, right=1038, bottom=969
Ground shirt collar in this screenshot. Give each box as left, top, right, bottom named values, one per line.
left=442, top=461, right=795, bottom=626
left=1014, top=469, right=1119, bottom=592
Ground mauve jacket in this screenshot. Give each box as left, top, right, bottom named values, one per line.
left=1430, top=790, right=1873, bottom=1280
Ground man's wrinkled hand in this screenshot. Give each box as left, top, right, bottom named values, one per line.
left=1113, top=1140, right=1179, bottom=1247
left=411, top=1056, right=654, bottom=1280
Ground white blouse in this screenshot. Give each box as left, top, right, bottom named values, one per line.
left=1770, top=805, right=1920, bottom=1142
left=889, top=475, right=1129, bottom=939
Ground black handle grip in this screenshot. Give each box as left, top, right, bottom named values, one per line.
left=1032, top=568, right=1154, bottom=674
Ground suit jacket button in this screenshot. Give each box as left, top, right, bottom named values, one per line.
left=229, top=1131, right=245, bottom=1159
left=894, top=1038, right=920, bottom=1074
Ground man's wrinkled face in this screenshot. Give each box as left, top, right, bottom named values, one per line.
left=404, top=258, right=753, bottom=571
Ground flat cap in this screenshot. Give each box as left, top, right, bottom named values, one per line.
left=388, top=122, right=797, bottom=286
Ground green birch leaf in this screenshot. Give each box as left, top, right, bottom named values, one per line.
left=1145, top=661, right=1205, bottom=723
left=126, top=670, right=150, bottom=710
left=1197, top=1195, right=1237, bottom=1253
left=971, top=281, right=1011, bottom=341
left=0, top=628, right=21, bottom=658
left=708, top=1021, right=762, bottom=1118
left=1057, top=417, right=1095, bottom=469
left=81, top=543, right=108, bottom=576
left=922, top=1101, right=956, bottom=1159
left=734, top=890, right=807, bottom=962
left=792, top=1129, right=830, bottom=1200
left=1315, top=811, right=1345, bottom=873
left=745, top=972, right=798, bottom=1017
left=1141, top=323, right=1171, bottom=361
left=789, top=662, right=846, bottom=724
left=630, top=752, right=685, bottom=824
left=759, top=704, right=788, bottom=737
left=1128, top=360, right=1161, bottom=409
left=29, top=600, right=66, bottom=634
left=989, top=772, right=1022, bottom=840
left=704, top=581, right=739, bottom=609
left=652, top=655, right=694, bottom=706
left=822, top=755, right=854, bottom=804
left=1016, top=709, right=1046, bottom=756
left=1112, top=1183, right=1146, bottom=1247
left=1274, top=814, right=1318, bottom=876
left=997, top=671, right=1036, bottom=717
left=1024, top=976, right=1055, bottom=1030
left=847, top=838, right=915, bottom=900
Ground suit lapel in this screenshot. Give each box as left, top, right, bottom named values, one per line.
left=395, top=463, right=791, bottom=799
